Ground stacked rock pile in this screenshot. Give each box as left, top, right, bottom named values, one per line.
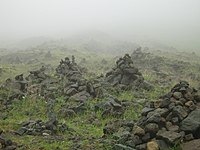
left=105, top=54, right=143, bottom=86
left=105, top=54, right=153, bottom=90
left=104, top=81, right=200, bottom=150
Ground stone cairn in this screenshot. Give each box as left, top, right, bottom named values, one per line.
left=105, top=54, right=152, bottom=90
left=106, top=54, right=143, bottom=86
left=104, top=81, right=200, bottom=150
left=56, top=56, right=103, bottom=102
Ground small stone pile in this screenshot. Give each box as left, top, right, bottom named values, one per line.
left=0, top=129, right=17, bottom=150
left=105, top=54, right=152, bottom=90
left=15, top=118, right=68, bottom=136
left=105, top=81, right=200, bottom=150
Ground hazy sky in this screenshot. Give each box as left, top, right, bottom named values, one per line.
left=0, top=0, right=200, bottom=50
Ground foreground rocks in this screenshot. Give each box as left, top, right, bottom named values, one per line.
left=0, top=129, right=17, bottom=150
left=103, top=81, right=200, bottom=150
left=181, top=139, right=200, bottom=150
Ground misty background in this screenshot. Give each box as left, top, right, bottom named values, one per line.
left=0, top=0, right=199, bottom=51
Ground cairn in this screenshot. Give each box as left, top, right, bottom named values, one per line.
left=105, top=81, right=200, bottom=150
left=105, top=54, right=152, bottom=90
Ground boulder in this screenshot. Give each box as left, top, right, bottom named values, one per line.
left=181, top=139, right=200, bottom=150
left=146, top=141, right=159, bottom=150
left=156, top=130, right=182, bottom=145
left=180, top=109, right=200, bottom=133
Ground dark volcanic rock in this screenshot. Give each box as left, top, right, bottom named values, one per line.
left=180, top=109, right=200, bottom=134
left=156, top=130, right=182, bottom=145
left=103, top=81, right=200, bottom=149
left=181, top=139, right=200, bottom=150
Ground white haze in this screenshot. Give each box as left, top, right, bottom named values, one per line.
left=0, top=0, right=199, bottom=51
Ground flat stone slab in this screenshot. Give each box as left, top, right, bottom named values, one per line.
left=181, top=139, right=200, bottom=150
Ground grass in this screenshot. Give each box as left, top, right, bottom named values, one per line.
left=1, top=49, right=200, bottom=149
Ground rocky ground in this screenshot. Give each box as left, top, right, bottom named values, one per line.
left=0, top=47, right=200, bottom=150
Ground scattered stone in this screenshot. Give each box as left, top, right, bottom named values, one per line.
left=156, top=130, right=182, bottom=145
left=146, top=141, right=159, bottom=150
left=113, top=144, right=136, bottom=150
left=181, top=139, right=200, bottom=150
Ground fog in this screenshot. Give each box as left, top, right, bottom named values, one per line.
left=0, top=0, right=199, bottom=51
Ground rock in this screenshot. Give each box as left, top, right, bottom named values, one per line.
left=42, top=133, right=50, bottom=136
left=141, top=133, right=151, bottom=142
left=185, top=101, right=194, bottom=107
left=66, top=88, right=78, bottom=96
left=160, top=98, right=171, bottom=108
left=156, top=140, right=169, bottom=150
left=4, top=145, right=17, bottom=150
left=130, top=135, right=142, bottom=146
left=15, top=119, right=67, bottom=136
left=147, top=141, right=159, bottom=150
left=132, top=126, right=145, bottom=136
left=145, top=123, right=159, bottom=135
left=113, top=144, right=136, bottom=150
left=102, top=81, right=200, bottom=149
left=180, top=109, right=200, bottom=133
left=113, top=127, right=130, bottom=139
left=141, top=107, right=154, bottom=116
left=69, top=91, right=90, bottom=102
left=173, top=92, right=182, bottom=99
left=172, top=106, right=188, bottom=121
left=167, top=125, right=179, bottom=132
left=15, top=127, right=27, bottom=136
left=184, top=133, right=194, bottom=141
left=105, top=54, right=146, bottom=90
left=154, top=108, right=169, bottom=117
left=156, top=130, right=182, bottom=145
left=146, top=112, right=161, bottom=123
left=181, top=139, right=200, bottom=150
left=194, top=95, right=200, bottom=102
left=135, top=143, right=146, bottom=150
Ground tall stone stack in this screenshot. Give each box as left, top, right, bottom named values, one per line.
left=105, top=54, right=143, bottom=86
left=56, top=56, right=104, bottom=102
